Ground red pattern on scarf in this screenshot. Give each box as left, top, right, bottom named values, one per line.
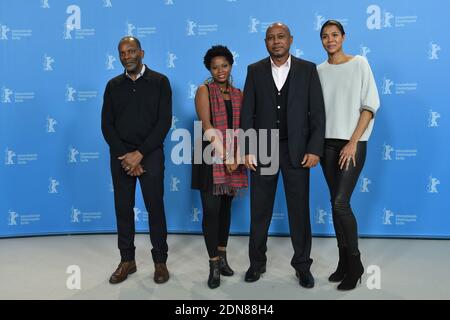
left=208, top=82, right=248, bottom=195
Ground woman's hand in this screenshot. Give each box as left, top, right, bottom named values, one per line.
left=339, top=141, right=357, bottom=170
left=225, top=163, right=239, bottom=175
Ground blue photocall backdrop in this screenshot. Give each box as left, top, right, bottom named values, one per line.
left=1, top=0, right=448, bottom=238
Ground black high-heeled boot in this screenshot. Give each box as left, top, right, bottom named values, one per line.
left=337, top=253, right=364, bottom=291
left=329, top=247, right=347, bottom=282
left=218, top=250, right=234, bottom=276
left=208, top=259, right=220, bottom=289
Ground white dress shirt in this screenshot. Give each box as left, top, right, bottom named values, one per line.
left=271, top=55, right=291, bottom=91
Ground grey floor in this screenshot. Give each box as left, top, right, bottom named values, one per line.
left=1, top=234, right=449, bottom=300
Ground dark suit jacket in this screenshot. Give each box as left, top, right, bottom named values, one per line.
left=241, top=56, right=325, bottom=167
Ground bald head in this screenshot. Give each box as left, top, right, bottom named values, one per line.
left=264, top=22, right=293, bottom=61
left=118, top=36, right=142, bottom=51
left=266, top=22, right=292, bottom=38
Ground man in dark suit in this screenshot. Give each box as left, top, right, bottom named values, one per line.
left=241, top=23, right=325, bottom=288
left=101, top=36, right=172, bottom=285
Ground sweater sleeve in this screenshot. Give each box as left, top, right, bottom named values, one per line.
left=359, top=57, right=380, bottom=117
left=137, top=75, right=172, bottom=156
left=101, top=81, right=128, bottom=157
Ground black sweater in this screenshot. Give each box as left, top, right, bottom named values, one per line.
left=101, top=66, right=172, bottom=157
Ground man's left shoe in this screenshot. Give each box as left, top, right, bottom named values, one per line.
left=154, top=263, right=170, bottom=284
left=244, top=265, right=266, bottom=283
left=295, top=270, right=315, bottom=289
left=109, top=260, right=136, bottom=284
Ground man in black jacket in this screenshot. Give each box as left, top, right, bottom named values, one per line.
left=101, top=36, right=172, bottom=285
left=241, top=23, right=325, bottom=288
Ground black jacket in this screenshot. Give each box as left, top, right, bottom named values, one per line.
left=241, top=56, right=325, bottom=167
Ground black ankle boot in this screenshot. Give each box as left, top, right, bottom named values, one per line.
left=337, top=253, right=364, bottom=291
left=218, top=250, right=234, bottom=276
left=208, top=260, right=220, bottom=289
left=329, top=247, right=347, bottom=282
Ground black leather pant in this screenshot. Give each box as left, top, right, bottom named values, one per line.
left=320, top=139, right=366, bottom=255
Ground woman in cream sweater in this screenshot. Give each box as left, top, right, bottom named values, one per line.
left=317, top=20, right=380, bottom=291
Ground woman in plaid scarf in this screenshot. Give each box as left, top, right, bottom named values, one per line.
left=191, top=45, right=248, bottom=289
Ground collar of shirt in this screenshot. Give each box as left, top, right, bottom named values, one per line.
left=125, top=64, right=146, bottom=81
left=270, top=55, right=291, bottom=91
left=270, top=55, right=291, bottom=70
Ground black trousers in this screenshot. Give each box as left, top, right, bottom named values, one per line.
left=320, top=139, right=366, bottom=255
left=249, top=140, right=312, bottom=273
left=200, top=191, right=233, bottom=258
left=110, top=148, right=168, bottom=263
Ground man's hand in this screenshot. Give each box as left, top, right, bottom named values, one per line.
left=118, top=151, right=143, bottom=174
left=301, top=153, right=320, bottom=168
left=244, top=154, right=257, bottom=171
left=129, top=164, right=146, bottom=177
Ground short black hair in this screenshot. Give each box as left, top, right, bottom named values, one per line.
left=320, top=20, right=345, bottom=37
left=118, top=36, right=142, bottom=50
left=203, top=45, right=234, bottom=70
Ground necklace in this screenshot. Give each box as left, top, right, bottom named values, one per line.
left=219, top=84, right=230, bottom=94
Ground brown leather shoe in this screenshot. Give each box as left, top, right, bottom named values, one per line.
left=109, top=260, right=137, bottom=284
left=154, top=263, right=169, bottom=284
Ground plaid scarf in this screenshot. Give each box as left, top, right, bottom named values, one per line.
left=208, top=82, right=248, bottom=195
